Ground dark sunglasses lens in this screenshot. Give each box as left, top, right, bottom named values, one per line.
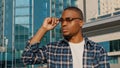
left=59, top=17, right=73, bottom=22
left=66, top=18, right=72, bottom=22
left=59, top=18, right=63, bottom=22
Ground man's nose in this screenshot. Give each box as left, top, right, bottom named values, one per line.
left=61, top=21, right=68, bottom=26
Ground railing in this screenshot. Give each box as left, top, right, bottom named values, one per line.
left=88, top=10, right=120, bottom=22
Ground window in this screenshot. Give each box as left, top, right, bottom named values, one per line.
left=15, top=24, right=30, bottom=35
left=110, top=39, right=120, bottom=52
left=15, top=8, right=30, bottom=16
left=15, top=0, right=30, bottom=7
left=99, top=41, right=110, bottom=52
left=109, top=56, right=118, bottom=64
left=15, top=16, right=29, bottom=24
left=15, top=35, right=28, bottom=40
left=99, top=39, right=120, bottom=52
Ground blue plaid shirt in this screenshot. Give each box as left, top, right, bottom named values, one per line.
left=22, top=37, right=110, bottom=68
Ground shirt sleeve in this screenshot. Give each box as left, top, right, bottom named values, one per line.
left=99, top=47, right=110, bottom=68
left=22, top=41, right=47, bottom=65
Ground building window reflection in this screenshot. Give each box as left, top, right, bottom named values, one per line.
left=99, top=39, right=120, bottom=64
left=109, top=56, right=118, bottom=64
left=99, top=39, right=120, bottom=52
left=15, top=17, right=30, bottom=24
left=15, top=0, right=30, bottom=7
left=110, top=39, right=120, bottom=51
left=15, top=8, right=30, bottom=16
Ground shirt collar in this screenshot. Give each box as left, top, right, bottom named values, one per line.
left=58, top=39, right=69, bottom=47
left=58, top=36, right=96, bottom=50
left=84, top=37, right=95, bottom=50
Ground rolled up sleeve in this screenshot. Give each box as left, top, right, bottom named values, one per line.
left=22, top=42, right=47, bottom=65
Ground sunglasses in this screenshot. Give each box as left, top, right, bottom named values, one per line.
left=59, top=17, right=81, bottom=23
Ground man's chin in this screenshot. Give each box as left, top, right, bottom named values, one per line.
left=63, top=35, right=71, bottom=41
left=63, top=34, right=69, bottom=37
left=62, top=32, right=69, bottom=36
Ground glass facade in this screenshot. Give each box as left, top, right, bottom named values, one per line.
left=99, top=39, right=120, bottom=52
left=13, top=0, right=32, bottom=67
left=0, top=1, right=4, bottom=68
left=109, top=56, right=118, bottom=64
left=0, top=0, right=13, bottom=68
left=99, top=39, right=120, bottom=64
left=0, top=0, right=3, bottom=47
left=34, top=0, right=50, bottom=46
left=0, top=0, right=32, bottom=67
left=110, top=39, right=120, bottom=51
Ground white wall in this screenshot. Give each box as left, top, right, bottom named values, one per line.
left=89, top=31, right=120, bottom=42
left=76, top=0, right=98, bottom=22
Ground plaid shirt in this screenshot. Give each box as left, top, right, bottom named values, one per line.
left=22, top=37, right=110, bottom=68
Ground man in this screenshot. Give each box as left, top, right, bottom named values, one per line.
left=22, top=7, right=110, bottom=68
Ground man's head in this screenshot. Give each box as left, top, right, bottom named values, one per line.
left=60, top=7, right=84, bottom=39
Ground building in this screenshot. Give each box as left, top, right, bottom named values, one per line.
left=0, top=0, right=13, bottom=67
left=77, top=0, right=120, bottom=68
left=0, top=0, right=4, bottom=52
left=77, top=0, right=120, bottom=22
left=99, top=0, right=120, bottom=15
left=0, top=0, right=77, bottom=68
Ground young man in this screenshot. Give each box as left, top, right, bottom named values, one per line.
left=22, top=7, right=110, bottom=68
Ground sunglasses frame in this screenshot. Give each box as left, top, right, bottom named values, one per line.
left=59, top=17, right=81, bottom=22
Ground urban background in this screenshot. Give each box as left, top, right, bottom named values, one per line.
left=0, top=0, right=120, bottom=68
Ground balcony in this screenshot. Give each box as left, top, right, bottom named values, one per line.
left=88, top=10, right=120, bottom=23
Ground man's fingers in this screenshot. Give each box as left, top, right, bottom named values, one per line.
left=43, top=17, right=59, bottom=30
left=46, top=18, right=52, bottom=24
left=49, top=17, right=58, bottom=26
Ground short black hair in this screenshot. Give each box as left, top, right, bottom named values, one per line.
left=64, top=6, right=83, bottom=20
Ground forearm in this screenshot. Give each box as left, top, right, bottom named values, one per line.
left=30, top=26, right=47, bottom=45
left=22, top=43, right=46, bottom=65
left=29, top=17, right=59, bottom=45
left=22, top=27, right=47, bottom=65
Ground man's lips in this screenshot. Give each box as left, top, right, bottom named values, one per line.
left=62, top=29, right=68, bottom=32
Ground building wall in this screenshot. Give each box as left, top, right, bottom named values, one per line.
left=100, top=0, right=120, bottom=15
left=110, top=56, right=120, bottom=68
left=77, top=0, right=98, bottom=22
left=77, top=0, right=120, bottom=22
left=86, top=0, right=98, bottom=22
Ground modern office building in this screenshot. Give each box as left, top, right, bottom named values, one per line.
left=0, top=0, right=4, bottom=51
left=0, top=0, right=77, bottom=68
left=0, top=0, right=13, bottom=68
left=77, top=0, right=120, bottom=68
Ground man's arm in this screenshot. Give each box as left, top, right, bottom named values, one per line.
left=99, top=47, right=110, bottom=68
left=22, top=17, right=59, bottom=65
left=30, top=17, right=59, bottom=45
left=22, top=43, right=47, bottom=65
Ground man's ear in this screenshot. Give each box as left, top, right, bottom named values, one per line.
left=79, top=20, right=83, bottom=27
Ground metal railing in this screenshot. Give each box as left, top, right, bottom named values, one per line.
left=88, top=10, right=120, bottom=22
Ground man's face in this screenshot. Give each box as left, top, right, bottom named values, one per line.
left=60, top=10, right=83, bottom=37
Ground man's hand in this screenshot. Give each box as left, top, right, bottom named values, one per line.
left=29, top=17, right=59, bottom=44
left=41, top=17, right=59, bottom=31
